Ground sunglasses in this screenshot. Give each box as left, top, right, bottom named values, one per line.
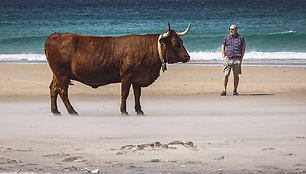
left=229, top=28, right=236, bottom=31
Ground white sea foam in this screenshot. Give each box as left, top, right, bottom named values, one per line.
left=0, top=54, right=46, bottom=62
left=268, top=30, right=296, bottom=35
left=0, top=51, right=306, bottom=63
left=189, top=51, right=306, bottom=60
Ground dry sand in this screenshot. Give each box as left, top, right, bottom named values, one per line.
left=0, top=64, right=306, bottom=173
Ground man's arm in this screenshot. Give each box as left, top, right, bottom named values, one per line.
left=241, top=45, right=245, bottom=59
left=221, top=44, right=226, bottom=59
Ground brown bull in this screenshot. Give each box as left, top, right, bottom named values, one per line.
left=45, top=22, right=190, bottom=116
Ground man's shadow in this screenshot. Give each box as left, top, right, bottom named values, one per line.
left=240, top=93, right=274, bottom=96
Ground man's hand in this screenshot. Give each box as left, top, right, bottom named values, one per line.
left=221, top=45, right=226, bottom=59
left=241, top=45, right=245, bottom=59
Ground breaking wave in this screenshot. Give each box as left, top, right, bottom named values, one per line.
left=1, top=51, right=306, bottom=64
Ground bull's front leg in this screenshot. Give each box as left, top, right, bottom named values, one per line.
left=120, top=76, right=132, bottom=116
left=132, top=83, right=145, bottom=115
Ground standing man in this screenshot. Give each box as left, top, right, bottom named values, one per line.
left=221, top=25, right=246, bottom=96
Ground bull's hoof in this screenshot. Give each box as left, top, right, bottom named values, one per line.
left=136, top=110, right=145, bottom=116
left=121, top=111, right=129, bottom=116
left=52, top=110, right=61, bottom=116
left=69, top=111, right=79, bottom=116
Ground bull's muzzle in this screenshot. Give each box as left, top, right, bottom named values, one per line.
left=183, top=55, right=190, bottom=63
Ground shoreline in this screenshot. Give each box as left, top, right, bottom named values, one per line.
left=1, top=61, right=306, bottom=69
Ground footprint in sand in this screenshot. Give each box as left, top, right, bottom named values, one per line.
left=62, top=156, right=86, bottom=162
left=261, top=147, right=276, bottom=151
left=0, top=157, right=22, bottom=164
left=42, top=153, right=70, bottom=158
left=296, top=136, right=305, bottom=140
left=214, top=156, right=226, bottom=160
left=4, top=147, right=33, bottom=152
left=117, top=141, right=196, bottom=155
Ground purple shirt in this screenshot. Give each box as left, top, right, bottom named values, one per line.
left=222, top=34, right=245, bottom=58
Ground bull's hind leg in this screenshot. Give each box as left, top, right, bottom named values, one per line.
left=132, top=83, right=144, bottom=115
left=49, top=75, right=61, bottom=115
left=57, top=77, right=78, bottom=116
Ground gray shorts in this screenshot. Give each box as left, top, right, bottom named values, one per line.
left=223, top=58, right=242, bottom=76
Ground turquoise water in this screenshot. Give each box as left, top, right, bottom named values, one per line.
left=1, top=0, right=306, bottom=63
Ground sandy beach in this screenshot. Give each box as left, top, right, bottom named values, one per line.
left=0, top=64, right=306, bottom=173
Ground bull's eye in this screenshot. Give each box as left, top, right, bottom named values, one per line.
left=173, top=42, right=180, bottom=48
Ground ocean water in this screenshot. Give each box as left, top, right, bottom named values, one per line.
left=1, top=0, right=306, bottom=65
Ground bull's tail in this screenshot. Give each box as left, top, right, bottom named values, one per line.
left=44, top=47, right=50, bottom=66
left=44, top=43, right=48, bottom=59
left=44, top=45, right=50, bottom=63
left=44, top=33, right=55, bottom=62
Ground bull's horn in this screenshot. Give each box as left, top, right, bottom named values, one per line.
left=177, top=22, right=191, bottom=36
left=162, top=22, right=171, bottom=38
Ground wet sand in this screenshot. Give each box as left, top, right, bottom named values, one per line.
left=0, top=64, right=306, bottom=173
